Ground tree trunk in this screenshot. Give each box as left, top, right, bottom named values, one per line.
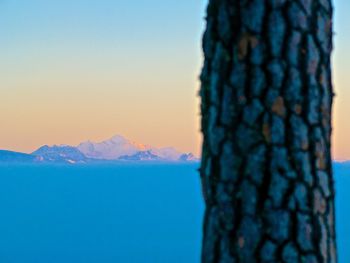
left=200, top=0, right=336, bottom=262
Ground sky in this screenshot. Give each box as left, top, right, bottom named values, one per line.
left=333, top=0, right=350, bottom=160
left=0, top=0, right=348, bottom=159
left=0, top=0, right=206, bottom=156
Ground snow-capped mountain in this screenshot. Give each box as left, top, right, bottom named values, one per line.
left=0, top=134, right=199, bottom=164
left=32, top=145, right=88, bottom=164
left=77, top=134, right=198, bottom=162
left=77, top=135, right=151, bottom=160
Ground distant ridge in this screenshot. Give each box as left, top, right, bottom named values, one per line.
left=0, top=134, right=200, bottom=164
left=77, top=135, right=151, bottom=160
left=77, top=134, right=199, bottom=162
left=119, top=151, right=161, bottom=161
left=0, top=150, right=37, bottom=163
left=32, top=145, right=88, bottom=164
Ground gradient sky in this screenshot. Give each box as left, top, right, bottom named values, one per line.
left=0, top=0, right=348, bottom=159
left=333, top=0, right=350, bottom=160
left=0, top=0, right=206, bottom=155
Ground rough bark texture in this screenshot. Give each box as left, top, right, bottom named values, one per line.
left=200, top=0, right=336, bottom=262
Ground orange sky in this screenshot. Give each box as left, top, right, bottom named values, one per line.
left=0, top=0, right=349, bottom=159
left=0, top=0, right=205, bottom=156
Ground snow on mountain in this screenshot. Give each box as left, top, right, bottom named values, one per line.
left=32, top=145, right=88, bottom=163
left=2, top=134, right=199, bottom=164
left=77, top=135, right=151, bottom=160
left=77, top=134, right=199, bottom=162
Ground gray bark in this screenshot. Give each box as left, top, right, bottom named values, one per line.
left=200, top=0, right=336, bottom=262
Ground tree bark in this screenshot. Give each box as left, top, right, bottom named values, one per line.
left=200, top=0, right=336, bottom=262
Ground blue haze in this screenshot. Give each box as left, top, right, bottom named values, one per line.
left=0, top=164, right=349, bottom=262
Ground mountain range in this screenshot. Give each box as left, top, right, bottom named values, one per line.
left=0, top=135, right=199, bottom=164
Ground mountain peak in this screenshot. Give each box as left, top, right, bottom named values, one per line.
left=77, top=134, right=148, bottom=160
left=0, top=134, right=200, bottom=164
left=32, top=145, right=87, bottom=163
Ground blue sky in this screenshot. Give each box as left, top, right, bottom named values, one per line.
left=0, top=0, right=207, bottom=154
left=0, top=0, right=349, bottom=159
left=332, top=0, right=350, bottom=159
